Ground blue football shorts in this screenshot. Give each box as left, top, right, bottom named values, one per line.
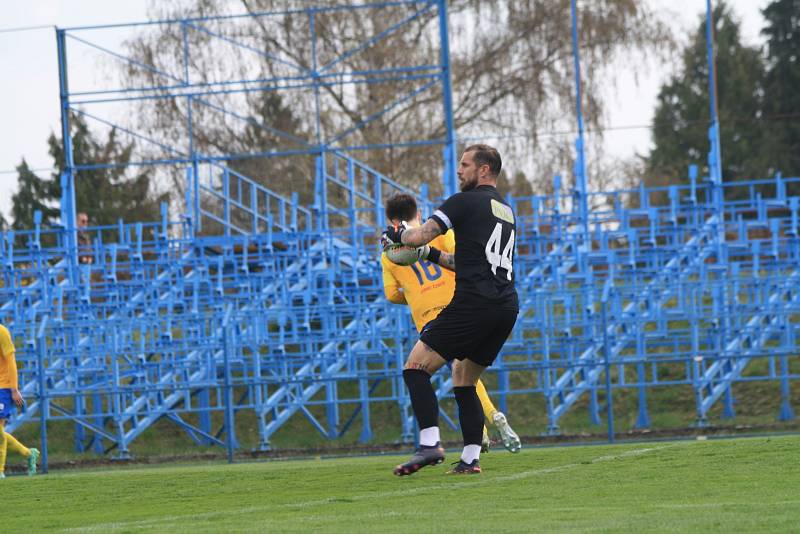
left=0, top=388, right=15, bottom=419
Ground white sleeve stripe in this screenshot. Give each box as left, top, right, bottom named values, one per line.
left=433, top=209, right=452, bottom=229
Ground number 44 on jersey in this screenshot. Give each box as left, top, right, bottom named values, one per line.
left=485, top=223, right=514, bottom=280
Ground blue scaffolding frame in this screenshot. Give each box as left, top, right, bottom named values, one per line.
left=0, top=1, right=797, bottom=472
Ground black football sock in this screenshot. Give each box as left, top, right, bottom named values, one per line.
left=454, top=385, right=483, bottom=447
left=403, top=369, right=439, bottom=439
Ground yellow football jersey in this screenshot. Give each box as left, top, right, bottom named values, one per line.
left=382, top=230, right=456, bottom=332
left=0, top=324, right=18, bottom=389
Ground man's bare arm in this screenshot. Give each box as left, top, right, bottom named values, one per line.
left=400, top=219, right=443, bottom=247
left=437, top=252, right=455, bottom=271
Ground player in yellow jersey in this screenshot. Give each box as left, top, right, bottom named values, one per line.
left=0, top=323, right=39, bottom=477
left=381, top=193, right=521, bottom=453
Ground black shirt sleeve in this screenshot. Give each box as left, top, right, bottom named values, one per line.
left=430, top=193, right=467, bottom=233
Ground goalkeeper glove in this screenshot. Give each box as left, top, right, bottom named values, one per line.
left=381, top=221, right=409, bottom=248
left=416, top=245, right=442, bottom=264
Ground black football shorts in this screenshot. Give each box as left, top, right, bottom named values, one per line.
left=419, top=302, right=518, bottom=367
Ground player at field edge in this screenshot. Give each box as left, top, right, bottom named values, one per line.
left=0, top=323, right=39, bottom=478
left=382, top=144, right=519, bottom=475
left=381, top=192, right=521, bottom=454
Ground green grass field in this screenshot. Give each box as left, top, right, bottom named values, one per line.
left=5, top=435, right=799, bottom=533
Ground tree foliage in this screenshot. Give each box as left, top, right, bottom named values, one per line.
left=646, top=0, right=800, bottom=196
left=761, top=0, right=800, bottom=178
left=47, top=113, right=168, bottom=227
left=10, top=160, right=59, bottom=230
left=645, top=2, right=766, bottom=193
left=9, top=113, right=166, bottom=231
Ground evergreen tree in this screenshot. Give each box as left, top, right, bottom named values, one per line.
left=761, top=0, right=800, bottom=181
left=645, top=2, right=767, bottom=196
left=47, top=113, right=167, bottom=227
left=10, top=159, right=59, bottom=230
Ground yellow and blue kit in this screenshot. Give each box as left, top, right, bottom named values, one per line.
left=382, top=231, right=456, bottom=333
left=0, top=323, right=34, bottom=474
left=0, top=324, right=18, bottom=420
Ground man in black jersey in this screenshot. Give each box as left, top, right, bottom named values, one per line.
left=381, top=144, right=519, bottom=475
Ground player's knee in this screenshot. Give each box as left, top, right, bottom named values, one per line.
left=403, top=357, right=433, bottom=374
left=451, top=360, right=469, bottom=386
left=404, top=341, right=446, bottom=374
left=452, top=359, right=482, bottom=387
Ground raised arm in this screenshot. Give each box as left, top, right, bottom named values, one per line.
left=398, top=219, right=456, bottom=271
left=382, top=219, right=455, bottom=271
left=399, top=219, right=443, bottom=247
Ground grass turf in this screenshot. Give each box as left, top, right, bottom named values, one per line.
left=5, top=435, right=799, bottom=533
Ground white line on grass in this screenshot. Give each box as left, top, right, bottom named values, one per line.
left=654, top=500, right=800, bottom=509
left=62, top=445, right=672, bottom=533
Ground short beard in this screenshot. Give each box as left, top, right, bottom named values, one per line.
left=459, top=176, right=478, bottom=192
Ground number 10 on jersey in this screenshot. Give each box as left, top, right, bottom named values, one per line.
left=485, top=223, right=514, bottom=280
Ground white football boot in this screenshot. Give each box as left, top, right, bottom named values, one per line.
left=492, top=411, right=522, bottom=453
